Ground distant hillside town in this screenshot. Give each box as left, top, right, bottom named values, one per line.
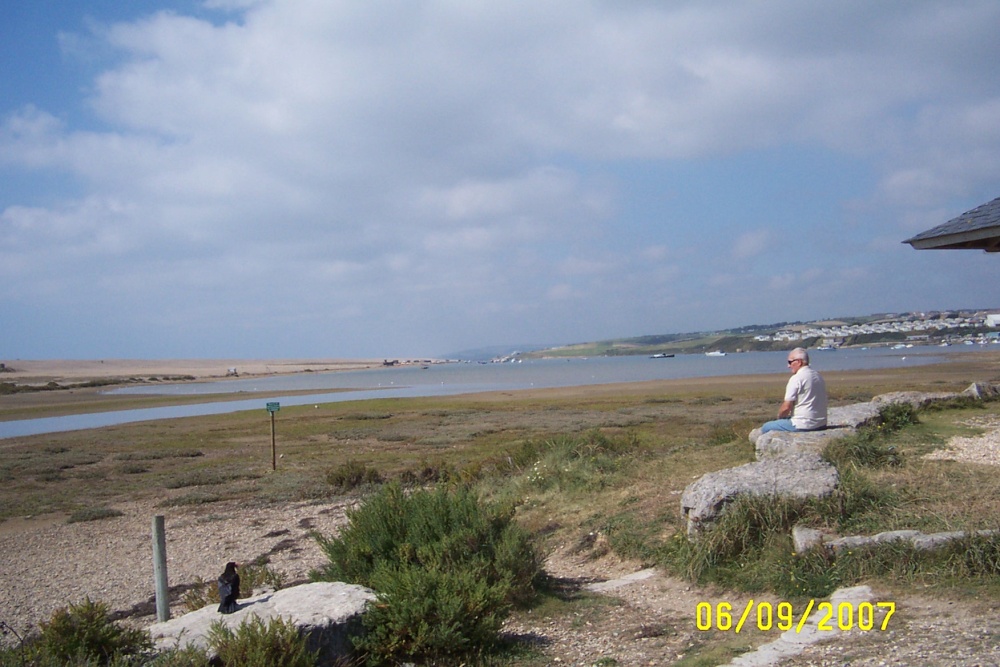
left=523, top=308, right=1000, bottom=359
left=753, top=310, right=1000, bottom=348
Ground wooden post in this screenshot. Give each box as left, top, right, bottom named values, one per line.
left=152, top=515, right=170, bottom=622
left=266, top=402, right=280, bottom=471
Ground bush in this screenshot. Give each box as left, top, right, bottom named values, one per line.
left=354, top=563, right=510, bottom=664
left=877, top=402, right=918, bottom=432
left=325, top=459, right=383, bottom=493
left=22, top=598, right=153, bottom=665
left=312, top=482, right=542, bottom=664
left=207, top=616, right=315, bottom=667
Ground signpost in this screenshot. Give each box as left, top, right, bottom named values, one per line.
left=266, top=402, right=280, bottom=470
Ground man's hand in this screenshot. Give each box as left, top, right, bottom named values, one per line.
left=778, top=400, right=794, bottom=419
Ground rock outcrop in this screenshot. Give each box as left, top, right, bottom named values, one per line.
left=149, top=581, right=375, bottom=663
left=681, top=382, right=997, bottom=537
left=680, top=453, right=838, bottom=536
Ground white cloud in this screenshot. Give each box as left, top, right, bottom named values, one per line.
left=2, top=0, right=1000, bottom=356
left=731, top=229, right=771, bottom=259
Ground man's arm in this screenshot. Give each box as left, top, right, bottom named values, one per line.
left=778, top=400, right=794, bottom=418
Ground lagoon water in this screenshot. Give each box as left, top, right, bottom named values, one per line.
left=0, top=346, right=986, bottom=439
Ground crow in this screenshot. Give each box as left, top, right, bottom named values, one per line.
left=217, top=562, right=240, bottom=614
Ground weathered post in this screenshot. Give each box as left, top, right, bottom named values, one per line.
left=152, top=515, right=170, bottom=622
left=266, top=402, right=280, bottom=470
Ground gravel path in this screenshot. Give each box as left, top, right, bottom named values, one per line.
left=0, top=498, right=352, bottom=639
left=923, top=415, right=1000, bottom=465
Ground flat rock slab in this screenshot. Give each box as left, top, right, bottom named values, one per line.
left=826, top=528, right=998, bottom=555
left=754, top=428, right=849, bottom=458
left=149, top=581, right=375, bottom=662
left=727, top=586, right=874, bottom=666
left=681, top=453, right=839, bottom=535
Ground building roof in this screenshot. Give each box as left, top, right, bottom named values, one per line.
left=903, top=196, right=1000, bottom=252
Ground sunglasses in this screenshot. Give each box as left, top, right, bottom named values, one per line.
left=787, top=359, right=802, bottom=366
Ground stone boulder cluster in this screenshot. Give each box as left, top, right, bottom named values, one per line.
left=681, top=382, right=1000, bottom=549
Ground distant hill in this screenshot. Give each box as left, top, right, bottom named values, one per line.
left=445, top=343, right=557, bottom=362
left=519, top=309, right=996, bottom=359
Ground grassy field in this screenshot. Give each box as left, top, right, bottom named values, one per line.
left=1, top=353, right=996, bottom=534
left=2, top=353, right=999, bottom=663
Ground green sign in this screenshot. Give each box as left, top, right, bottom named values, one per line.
left=266, top=402, right=280, bottom=413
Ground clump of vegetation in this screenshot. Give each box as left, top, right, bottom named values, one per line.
left=311, top=482, right=542, bottom=665
left=325, top=459, right=383, bottom=493
left=67, top=507, right=125, bottom=524
left=513, top=430, right=648, bottom=494
left=6, top=598, right=153, bottom=665
left=207, top=615, right=315, bottom=667
left=0, top=599, right=318, bottom=666
left=823, top=403, right=915, bottom=469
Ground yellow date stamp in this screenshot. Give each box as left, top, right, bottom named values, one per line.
left=695, top=600, right=895, bottom=633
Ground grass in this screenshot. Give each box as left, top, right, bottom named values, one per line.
left=1, top=353, right=999, bottom=663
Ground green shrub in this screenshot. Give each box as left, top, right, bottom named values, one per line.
left=144, top=645, right=212, bottom=666
left=876, top=402, right=918, bottom=432
left=353, top=563, right=510, bottom=664
left=25, top=598, right=153, bottom=665
left=312, top=482, right=542, bottom=664
left=207, top=616, right=315, bottom=667
left=325, top=459, right=383, bottom=493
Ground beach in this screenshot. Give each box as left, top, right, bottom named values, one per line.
left=1, top=358, right=388, bottom=383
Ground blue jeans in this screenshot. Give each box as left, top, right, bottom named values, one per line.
left=760, top=418, right=800, bottom=433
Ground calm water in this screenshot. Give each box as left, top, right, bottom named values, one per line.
left=0, top=346, right=986, bottom=439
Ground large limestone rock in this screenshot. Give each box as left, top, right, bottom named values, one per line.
left=680, top=453, right=839, bottom=536
left=689, top=383, right=999, bottom=541
left=754, top=428, right=845, bottom=458
left=870, top=391, right=959, bottom=410
left=962, top=382, right=1000, bottom=400
left=149, top=582, right=375, bottom=663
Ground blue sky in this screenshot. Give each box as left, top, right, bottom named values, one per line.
left=2, top=1, right=999, bottom=359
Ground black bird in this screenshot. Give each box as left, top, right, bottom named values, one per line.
left=217, top=562, right=240, bottom=614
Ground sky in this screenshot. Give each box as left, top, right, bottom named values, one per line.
left=2, top=1, right=999, bottom=360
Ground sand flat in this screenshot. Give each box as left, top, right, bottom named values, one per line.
left=0, top=358, right=386, bottom=382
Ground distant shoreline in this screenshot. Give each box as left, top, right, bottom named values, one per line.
left=0, top=358, right=399, bottom=384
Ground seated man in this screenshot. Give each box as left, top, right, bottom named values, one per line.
left=760, top=348, right=827, bottom=433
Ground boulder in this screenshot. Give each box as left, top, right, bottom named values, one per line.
left=149, top=581, right=375, bottom=663
left=826, top=402, right=881, bottom=429
left=680, top=453, right=839, bottom=536
left=962, top=382, right=1000, bottom=400
left=826, top=528, right=999, bottom=555
left=870, top=391, right=959, bottom=410
left=791, top=525, right=825, bottom=553
left=754, top=428, right=845, bottom=458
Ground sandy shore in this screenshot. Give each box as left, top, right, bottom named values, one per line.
left=0, top=358, right=392, bottom=383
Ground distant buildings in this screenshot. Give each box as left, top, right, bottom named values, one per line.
left=753, top=310, right=998, bottom=347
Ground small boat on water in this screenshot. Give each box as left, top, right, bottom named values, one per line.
left=649, top=353, right=675, bottom=359
left=705, top=350, right=726, bottom=357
